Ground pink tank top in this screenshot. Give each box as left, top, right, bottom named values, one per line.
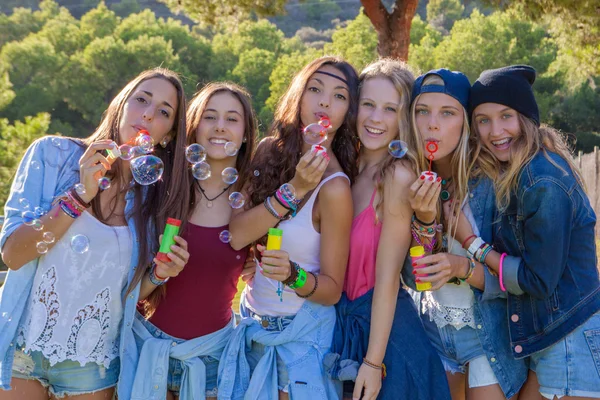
left=343, top=189, right=382, bottom=301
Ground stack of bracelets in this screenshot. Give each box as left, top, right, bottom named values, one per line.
left=283, top=261, right=319, bottom=299
left=466, top=237, right=493, bottom=264
left=264, top=183, right=303, bottom=220
left=410, top=214, right=438, bottom=253
left=57, top=185, right=90, bottom=218
left=148, top=262, right=169, bottom=286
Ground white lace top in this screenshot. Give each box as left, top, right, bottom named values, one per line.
left=422, top=201, right=478, bottom=330
left=17, top=211, right=132, bottom=367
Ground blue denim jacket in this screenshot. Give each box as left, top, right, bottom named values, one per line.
left=493, top=150, right=600, bottom=358
left=217, top=301, right=341, bottom=400
left=0, top=137, right=147, bottom=394
left=403, top=177, right=528, bottom=398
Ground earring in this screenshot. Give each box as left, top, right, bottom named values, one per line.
left=160, top=136, right=170, bottom=148
left=242, top=137, right=247, bottom=143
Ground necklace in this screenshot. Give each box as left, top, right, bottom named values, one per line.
left=196, top=181, right=232, bottom=208
left=440, top=177, right=453, bottom=202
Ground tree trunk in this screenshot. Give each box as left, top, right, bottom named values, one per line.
left=360, top=0, right=419, bottom=61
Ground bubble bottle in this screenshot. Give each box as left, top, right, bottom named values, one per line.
left=410, top=245, right=432, bottom=291
left=156, top=218, right=181, bottom=262
left=266, top=228, right=284, bottom=302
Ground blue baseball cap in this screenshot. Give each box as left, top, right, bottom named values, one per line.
left=411, top=68, right=471, bottom=110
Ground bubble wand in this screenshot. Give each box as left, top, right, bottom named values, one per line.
left=420, top=141, right=438, bottom=180
left=303, top=116, right=330, bottom=156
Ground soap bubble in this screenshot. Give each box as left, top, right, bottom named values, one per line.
left=130, top=155, right=164, bottom=185
left=224, top=142, right=238, bottom=157
left=31, top=160, right=40, bottom=170
left=228, top=192, right=245, bottom=209
left=19, top=198, right=31, bottom=210
left=74, top=183, right=86, bottom=196
left=222, top=167, right=239, bottom=185
left=186, top=144, right=207, bottom=164
left=98, top=177, right=111, bottom=190
left=22, top=211, right=36, bottom=226
left=280, top=183, right=296, bottom=198
left=388, top=140, right=408, bottom=159
left=34, top=207, right=45, bottom=217
left=36, top=242, right=49, bottom=254
left=71, top=234, right=90, bottom=254
left=136, top=134, right=154, bottom=154
left=42, top=232, right=55, bottom=244
left=192, top=162, right=211, bottom=180
left=51, top=137, right=62, bottom=148
left=303, top=122, right=328, bottom=145
left=119, top=144, right=136, bottom=161
left=436, top=224, right=444, bottom=233
left=219, top=230, right=232, bottom=243
left=32, top=219, right=43, bottom=231
left=254, top=170, right=260, bottom=177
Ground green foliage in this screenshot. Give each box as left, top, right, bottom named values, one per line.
left=426, top=0, right=464, bottom=31
left=161, top=0, right=288, bottom=24
left=0, top=113, right=50, bottom=209
left=324, top=12, right=378, bottom=71
left=80, top=2, right=119, bottom=39
left=232, top=48, right=276, bottom=109
left=573, top=131, right=600, bottom=155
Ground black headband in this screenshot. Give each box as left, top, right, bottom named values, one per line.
left=314, top=70, right=348, bottom=85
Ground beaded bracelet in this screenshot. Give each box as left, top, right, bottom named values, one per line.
left=273, top=190, right=292, bottom=210
left=460, top=257, right=476, bottom=282
left=149, top=263, right=169, bottom=286
left=59, top=199, right=82, bottom=218
left=65, top=191, right=86, bottom=214
left=297, top=271, right=318, bottom=298
left=411, top=229, right=437, bottom=253
left=275, top=189, right=297, bottom=217
left=279, top=183, right=302, bottom=207
left=264, top=197, right=286, bottom=220
left=363, top=358, right=387, bottom=379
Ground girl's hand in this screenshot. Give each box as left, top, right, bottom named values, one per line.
left=289, top=149, right=329, bottom=198
left=353, top=363, right=382, bottom=400
left=256, top=244, right=291, bottom=282
left=78, top=140, right=117, bottom=203
left=241, top=248, right=257, bottom=283
left=413, top=253, right=469, bottom=290
left=154, top=235, right=189, bottom=279
left=443, top=200, right=473, bottom=245
left=408, top=175, right=441, bottom=224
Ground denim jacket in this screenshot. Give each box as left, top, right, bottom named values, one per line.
left=129, top=313, right=234, bottom=400
left=493, top=150, right=600, bottom=358
left=403, top=177, right=528, bottom=398
left=0, top=137, right=147, bottom=394
left=217, top=301, right=341, bottom=400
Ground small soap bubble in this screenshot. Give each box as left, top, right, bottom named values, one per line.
left=219, top=230, right=232, bottom=243
left=192, top=162, right=211, bottom=181
left=22, top=211, right=36, bottom=226
left=19, top=198, right=31, bottom=210
left=228, top=192, right=245, bottom=209
left=236, top=255, right=241, bottom=260
left=74, top=183, right=86, bottom=196
left=222, top=167, right=239, bottom=185
left=31, top=160, right=40, bottom=170
left=436, top=224, right=444, bottom=233
left=71, top=234, right=90, bottom=254
left=224, top=142, right=238, bottom=157
left=98, top=177, right=111, bottom=190
left=119, top=144, right=135, bottom=161
left=36, top=241, right=49, bottom=254
left=42, top=231, right=56, bottom=244
left=388, top=140, right=408, bottom=159
left=34, top=206, right=45, bottom=217
left=303, top=123, right=328, bottom=146
left=186, top=144, right=207, bottom=164
left=130, top=155, right=164, bottom=185
left=32, top=219, right=43, bottom=231
left=51, top=137, right=62, bottom=148
left=254, top=170, right=260, bottom=177
left=136, top=134, right=154, bottom=154
left=280, top=183, right=296, bottom=198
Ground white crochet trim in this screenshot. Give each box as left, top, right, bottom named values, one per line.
left=422, top=291, right=476, bottom=330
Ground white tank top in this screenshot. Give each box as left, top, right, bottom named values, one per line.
left=17, top=211, right=133, bottom=367
left=244, top=172, right=350, bottom=316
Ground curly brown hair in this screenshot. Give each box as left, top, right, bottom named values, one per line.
left=247, top=56, right=359, bottom=209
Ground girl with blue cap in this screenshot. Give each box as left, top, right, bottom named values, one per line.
left=406, top=68, right=527, bottom=400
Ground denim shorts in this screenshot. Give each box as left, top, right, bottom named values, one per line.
left=240, top=302, right=295, bottom=393
left=137, top=317, right=219, bottom=397
left=11, top=346, right=119, bottom=398
left=422, top=316, right=499, bottom=388
left=531, top=311, right=600, bottom=399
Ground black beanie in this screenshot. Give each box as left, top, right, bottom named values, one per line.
left=470, top=65, right=540, bottom=126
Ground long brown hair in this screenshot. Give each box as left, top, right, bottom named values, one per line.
left=471, top=113, right=585, bottom=212
left=141, top=82, right=258, bottom=317
left=82, top=68, right=191, bottom=297
left=359, top=59, right=419, bottom=222
left=247, top=56, right=359, bottom=209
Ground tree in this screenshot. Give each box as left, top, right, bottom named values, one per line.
left=324, top=12, right=378, bottom=71
left=160, top=0, right=288, bottom=24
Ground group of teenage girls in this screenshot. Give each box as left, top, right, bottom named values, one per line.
left=0, top=55, right=598, bottom=400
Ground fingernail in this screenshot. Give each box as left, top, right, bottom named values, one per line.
left=412, top=262, right=417, bottom=266
left=412, top=270, right=417, bottom=274
left=429, top=177, right=433, bottom=181
left=436, top=177, right=441, bottom=182
left=416, top=279, right=422, bottom=283
left=420, top=175, right=425, bottom=180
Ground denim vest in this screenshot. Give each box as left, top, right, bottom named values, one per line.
left=493, top=151, right=600, bottom=358
left=403, top=177, right=528, bottom=398
left=129, top=313, right=234, bottom=400
left=0, top=137, right=146, bottom=394
left=217, top=301, right=341, bottom=400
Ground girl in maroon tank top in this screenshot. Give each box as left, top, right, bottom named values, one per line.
left=134, top=82, right=258, bottom=400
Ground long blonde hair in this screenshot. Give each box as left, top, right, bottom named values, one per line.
left=359, top=59, right=419, bottom=221
left=471, top=113, right=585, bottom=212
left=409, top=74, right=473, bottom=247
